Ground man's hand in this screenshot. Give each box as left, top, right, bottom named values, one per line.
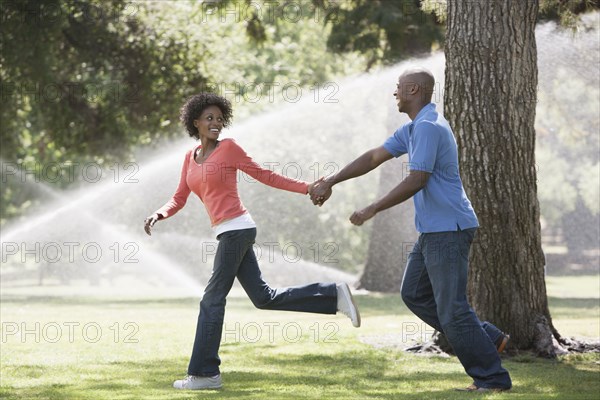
left=350, top=204, right=377, bottom=226
left=309, top=178, right=333, bottom=206
left=144, top=213, right=161, bottom=236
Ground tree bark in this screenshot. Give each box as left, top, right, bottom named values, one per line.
left=445, top=0, right=559, bottom=356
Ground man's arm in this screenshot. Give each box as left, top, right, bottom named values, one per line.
left=349, top=170, right=430, bottom=226
left=312, top=146, right=393, bottom=204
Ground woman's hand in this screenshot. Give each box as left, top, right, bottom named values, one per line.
left=144, top=213, right=162, bottom=236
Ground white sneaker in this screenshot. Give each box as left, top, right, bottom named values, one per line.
left=173, top=374, right=222, bottom=390
left=336, top=283, right=361, bottom=327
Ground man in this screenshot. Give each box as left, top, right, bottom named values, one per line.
left=311, top=68, right=512, bottom=392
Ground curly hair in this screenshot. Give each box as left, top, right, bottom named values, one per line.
left=179, top=93, right=233, bottom=139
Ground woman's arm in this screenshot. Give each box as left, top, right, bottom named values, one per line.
left=230, top=141, right=309, bottom=194
left=144, top=150, right=192, bottom=235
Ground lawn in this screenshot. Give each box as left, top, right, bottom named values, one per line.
left=1, top=275, right=598, bottom=399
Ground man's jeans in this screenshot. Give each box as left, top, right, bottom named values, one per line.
left=187, top=228, right=337, bottom=376
left=401, top=228, right=512, bottom=389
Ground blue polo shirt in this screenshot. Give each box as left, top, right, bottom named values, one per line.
left=382, top=103, right=479, bottom=233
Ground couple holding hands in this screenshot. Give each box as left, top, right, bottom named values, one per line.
left=144, top=68, right=512, bottom=393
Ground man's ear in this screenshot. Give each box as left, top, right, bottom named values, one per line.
left=410, top=83, right=419, bottom=95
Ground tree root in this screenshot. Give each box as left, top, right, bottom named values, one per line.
left=403, top=323, right=600, bottom=357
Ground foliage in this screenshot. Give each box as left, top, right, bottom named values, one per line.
left=0, top=0, right=206, bottom=222
left=0, top=0, right=205, bottom=162
left=221, top=0, right=445, bottom=68
left=318, top=0, right=443, bottom=68
left=147, top=0, right=367, bottom=119
left=0, top=0, right=372, bottom=267
left=539, top=0, right=600, bottom=28
left=421, top=0, right=447, bottom=23
left=0, top=0, right=367, bottom=224
left=422, top=0, right=600, bottom=28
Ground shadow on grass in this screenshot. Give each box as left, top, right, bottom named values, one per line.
left=4, top=351, right=600, bottom=400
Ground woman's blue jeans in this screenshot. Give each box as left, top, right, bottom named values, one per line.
left=187, top=228, right=337, bottom=376
left=400, top=228, right=512, bottom=389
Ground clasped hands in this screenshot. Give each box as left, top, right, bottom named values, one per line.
left=308, top=178, right=376, bottom=226
left=307, top=177, right=332, bottom=207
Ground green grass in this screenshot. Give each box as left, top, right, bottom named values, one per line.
left=1, top=276, right=599, bottom=399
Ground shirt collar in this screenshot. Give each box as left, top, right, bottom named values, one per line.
left=412, top=103, right=436, bottom=123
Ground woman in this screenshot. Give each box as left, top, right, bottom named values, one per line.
left=144, top=93, right=360, bottom=391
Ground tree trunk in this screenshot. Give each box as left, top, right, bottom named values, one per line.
left=357, top=160, right=417, bottom=292
left=445, top=0, right=559, bottom=356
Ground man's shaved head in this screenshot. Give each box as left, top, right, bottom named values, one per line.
left=393, top=67, right=436, bottom=118
left=399, top=68, right=435, bottom=103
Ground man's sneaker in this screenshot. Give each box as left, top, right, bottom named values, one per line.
left=173, top=374, right=222, bottom=390
left=496, top=333, right=510, bottom=353
left=336, top=283, right=361, bottom=327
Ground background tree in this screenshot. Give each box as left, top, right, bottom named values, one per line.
left=356, top=100, right=418, bottom=292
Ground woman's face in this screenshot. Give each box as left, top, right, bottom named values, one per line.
left=194, top=105, right=224, bottom=141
